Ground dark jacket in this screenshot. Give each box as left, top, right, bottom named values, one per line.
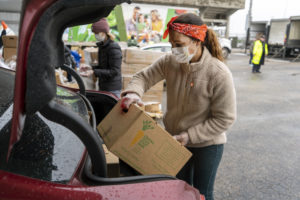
left=93, top=39, right=122, bottom=91
left=0, top=29, right=7, bottom=49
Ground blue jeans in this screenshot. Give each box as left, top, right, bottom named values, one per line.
left=176, top=144, right=224, bottom=200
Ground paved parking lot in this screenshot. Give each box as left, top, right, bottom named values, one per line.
left=214, top=51, right=300, bottom=200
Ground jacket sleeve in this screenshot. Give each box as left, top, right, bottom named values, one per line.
left=187, top=71, right=237, bottom=144
left=265, top=43, right=268, bottom=55
left=93, top=44, right=122, bottom=80
left=121, top=55, right=167, bottom=97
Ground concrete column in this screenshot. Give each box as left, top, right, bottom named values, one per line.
left=199, top=7, right=208, bottom=21
left=225, top=15, right=230, bottom=38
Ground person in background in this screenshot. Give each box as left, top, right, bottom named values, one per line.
left=80, top=18, right=122, bottom=98
left=136, top=13, right=146, bottom=34
left=127, top=35, right=138, bottom=47
left=150, top=9, right=163, bottom=42
left=0, top=21, right=8, bottom=49
left=144, top=14, right=150, bottom=31
left=150, top=9, right=163, bottom=33
left=64, top=45, right=78, bottom=82
left=126, top=6, right=140, bottom=38
left=120, top=13, right=236, bottom=200
left=251, top=33, right=268, bottom=73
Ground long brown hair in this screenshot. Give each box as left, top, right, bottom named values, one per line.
left=173, top=13, right=224, bottom=62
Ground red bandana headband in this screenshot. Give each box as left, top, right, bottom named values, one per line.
left=163, top=16, right=208, bottom=42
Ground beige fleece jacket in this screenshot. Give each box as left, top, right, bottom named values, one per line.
left=122, top=47, right=236, bottom=147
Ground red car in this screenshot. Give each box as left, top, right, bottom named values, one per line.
left=0, top=0, right=204, bottom=199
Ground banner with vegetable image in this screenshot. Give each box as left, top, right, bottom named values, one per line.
left=64, top=4, right=199, bottom=43
left=65, top=6, right=125, bottom=42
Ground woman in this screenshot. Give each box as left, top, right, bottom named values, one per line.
left=121, top=13, right=236, bottom=200
left=81, top=18, right=122, bottom=98
left=150, top=9, right=163, bottom=33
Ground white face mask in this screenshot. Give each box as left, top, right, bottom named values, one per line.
left=95, top=33, right=106, bottom=42
left=171, top=46, right=195, bottom=63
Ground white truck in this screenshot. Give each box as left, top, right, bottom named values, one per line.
left=267, top=18, right=290, bottom=56
left=267, top=16, right=300, bottom=58
left=246, top=21, right=268, bottom=48
left=284, top=16, right=300, bottom=57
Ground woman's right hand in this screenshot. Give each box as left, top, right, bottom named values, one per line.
left=80, top=69, right=94, bottom=77
left=79, top=63, right=92, bottom=72
left=120, top=93, right=144, bottom=112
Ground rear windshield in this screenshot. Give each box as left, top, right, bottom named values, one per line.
left=0, top=72, right=87, bottom=183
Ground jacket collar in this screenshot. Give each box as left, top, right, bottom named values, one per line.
left=180, top=46, right=212, bottom=73
left=96, top=39, right=111, bottom=48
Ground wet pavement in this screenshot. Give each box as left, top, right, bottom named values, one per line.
left=214, top=52, right=300, bottom=200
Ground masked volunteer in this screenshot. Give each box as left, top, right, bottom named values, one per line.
left=121, top=13, right=236, bottom=200
left=81, top=18, right=122, bottom=98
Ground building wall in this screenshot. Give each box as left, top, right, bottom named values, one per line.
left=133, top=0, right=245, bottom=9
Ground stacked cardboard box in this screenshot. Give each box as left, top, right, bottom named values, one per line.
left=122, top=48, right=166, bottom=104
left=83, top=47, right=98, bottom=66
left=103, top=144, right=120, bottom=178
left=55, top=69, right=79, bottom=89
left=66, top=41, right=97, bottom=64
left=2, top=36, right=18, bottom=61
left=123, top=48, right=166, bottom=65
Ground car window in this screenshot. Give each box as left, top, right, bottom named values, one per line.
left=0, top=77, right=87, bottom=183
left=0, top=68, right=15, bottom=116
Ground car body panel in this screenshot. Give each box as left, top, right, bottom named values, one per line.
left=219, top=37, right=232, bottom=53
left=0, top=170, right=203, bottom=200
left=10, top=0, right=59, bottom=158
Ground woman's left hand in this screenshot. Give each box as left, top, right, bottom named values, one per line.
left=173, top=132, right=189, bottom=146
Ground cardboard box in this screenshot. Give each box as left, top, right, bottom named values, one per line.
left=123, top=48, right=166, bottom=65
left=122, top=74, right=164, bottom=104
left=71, top=46, right=80, bottom=51
left=145, top=102, right=161, bottom=113
left=2, top=35, right=18, bottom=48
left=121, top=62, right=148, bottom=74
left=3, top=48, right=17, bottom=61
left=55, top=71, right=63, bottom=85
left=63, top=82, right=79, bottom=89
left=81, top=76, right=97, bottom=90
left=55, top=70, right=79, bottom=89
left=97, top=102, right=192, bottom=176
left=84, top=47, right=98, bottom=66
left=103, top=144, right=120, bottom=178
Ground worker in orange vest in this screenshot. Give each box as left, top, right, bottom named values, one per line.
left=0, top=21, right=8, bottom=49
